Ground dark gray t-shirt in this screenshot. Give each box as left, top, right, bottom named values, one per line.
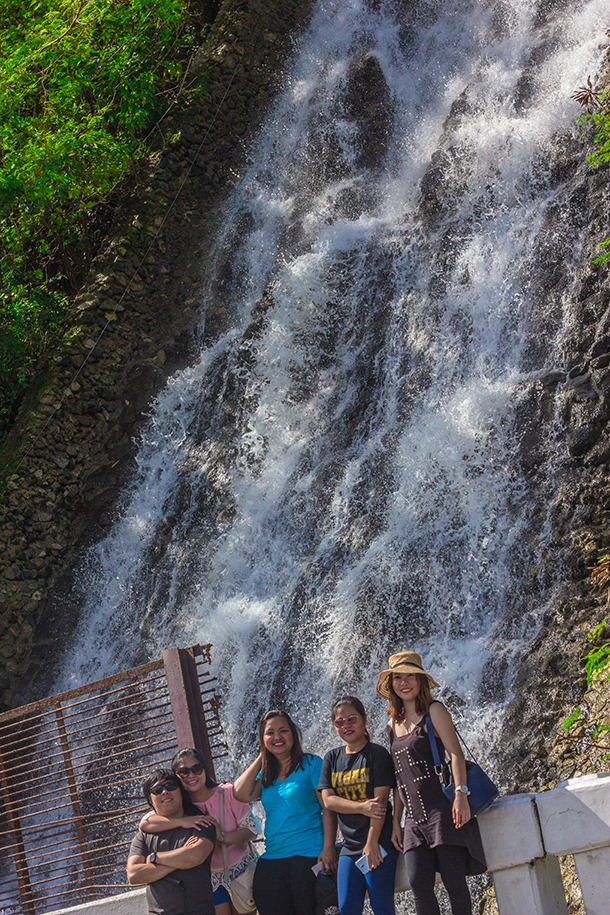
left=128, top=823, right=216, bottom=915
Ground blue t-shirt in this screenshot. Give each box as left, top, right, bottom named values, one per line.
left=259, top=754, right=324, bottom=859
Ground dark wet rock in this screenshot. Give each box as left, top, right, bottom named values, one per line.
left=344, top=52, right=394, bottom=171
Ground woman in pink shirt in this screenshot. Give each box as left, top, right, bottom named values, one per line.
left=139, top=747, right=259, bottom=915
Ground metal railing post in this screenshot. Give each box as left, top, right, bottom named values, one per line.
left=54, top=700, right=96, bottom=897
left=0, top=726, right=36, bottom=915
left=163, top=647, right=216, bottom=779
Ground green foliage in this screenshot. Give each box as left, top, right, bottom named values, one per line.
left=562, top=615, right=610, bottom=755
left=582, top=616, right=610, bottom=687
left=588, top=105, right=610, bottom=168
left=561, top=705, right=582, bottom=731
left=0, top=284, right=65, bottom=428
left=0, top=0, right=202, bottom=439
left=575, top=88, right=610, bottom=265
left=593, top=238, right=610, bottom=267
left=589, top=99, right=610, bottom=266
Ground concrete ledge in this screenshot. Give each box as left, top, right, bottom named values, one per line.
left=535, top=772, right=610, bottom=855
left=478, top=794, right=544, bottom=871
left=491, top=857, right=568, bottom=915
left=51, top=888, right=148, bottom=915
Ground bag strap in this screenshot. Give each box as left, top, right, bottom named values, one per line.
left=219, top=786, right=230, bottom=885
left=425, top=713, right=458, bottom=792
left=454, top=724, right=479, bottom=763
left=426, top=712, right=481, bottom=770
left=426, top=700, right=479, bottom=766
left=425, top=713, right=445, bottom=776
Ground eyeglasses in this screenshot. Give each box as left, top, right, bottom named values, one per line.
left=334, top=714, right=361, bottom=728
left=175, top=763, right=205, bottom=777
left=150, top=780, right=180, bottom=795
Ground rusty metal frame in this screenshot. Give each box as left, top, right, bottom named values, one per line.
left=0, top=644, right=228, bottom=915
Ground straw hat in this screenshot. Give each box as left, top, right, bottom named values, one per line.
left=375, top=651, right=440, bottom=699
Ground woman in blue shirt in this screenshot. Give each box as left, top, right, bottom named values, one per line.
left=233, top=709, right=338, bottom=915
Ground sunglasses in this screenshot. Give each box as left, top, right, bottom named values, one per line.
left=175, top=763, right=205, bottom=777
left=150, top=780, right=180, bottom=795
left=334, top=714, right=361, bottom=728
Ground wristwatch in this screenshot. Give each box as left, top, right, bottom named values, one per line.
left=455, top=785, right=471, bottom=795
left=149, top=852, right=158, bottom=865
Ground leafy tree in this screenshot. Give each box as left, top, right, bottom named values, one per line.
left=0, top=0, right=204, bottom=437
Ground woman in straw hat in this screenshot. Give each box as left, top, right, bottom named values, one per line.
left=376, top=652, right=485, bottom=915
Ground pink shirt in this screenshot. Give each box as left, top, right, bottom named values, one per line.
left=195, top=783, right=257, bottom=873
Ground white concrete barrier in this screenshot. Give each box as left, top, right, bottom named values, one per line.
left=47, top=774, right=610, bottom=915
left=477, top=793, right=568, bottom=915
left=536, top=772, right=610, bottom=915
left=476, top=772, right=610, bottom=915
left=50, top=888, right=148, bottom=915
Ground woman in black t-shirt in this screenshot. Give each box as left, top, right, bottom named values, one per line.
left=318, top=696, right=397, bottom=915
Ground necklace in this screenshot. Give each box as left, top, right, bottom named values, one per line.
left=401, top=711, right=422, bottom=734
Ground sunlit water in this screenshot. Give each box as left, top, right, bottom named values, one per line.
left=56, top=0, right=606, bottom=806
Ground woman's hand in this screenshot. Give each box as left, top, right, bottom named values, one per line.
left=194, top=814, right=217, bottom=826
left=180, top=815, right=212, bottom=831
left=183, top=835, right=205, bottom=849
left=318, top=843, right=338, bottom=873
left=363, top=840, right=384, bottom=871
left=452, top=791, right=471, bottom=828
left=359, top=796, right=387, bottom=819
left=391, top=820, right=404, bottom=852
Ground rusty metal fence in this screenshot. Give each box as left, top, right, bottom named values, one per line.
left=0, top=645, right=228, bottom=915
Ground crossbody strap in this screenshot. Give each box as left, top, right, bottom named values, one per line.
left=426, top=711, right=479, bottom=775
left=219, top=786, right=231, bottom=885
left=425, top=713, right=445, bottom=777
left=454, top=725, right=478, bottom=762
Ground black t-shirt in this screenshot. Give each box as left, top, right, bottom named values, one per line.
left=129, top=822, right=216, bottom=915
left=318, top=741, right=395, bottom=855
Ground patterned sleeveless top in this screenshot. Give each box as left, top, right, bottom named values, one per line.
left=389, top=705, right=486, bottom=873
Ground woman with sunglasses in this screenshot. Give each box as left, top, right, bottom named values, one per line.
left=233, top=709, right=338, bottom=915
left=318, top=696, right=397, bottom=915
left=139, top=748, right=259, bottom=915
left=128, top=769, right=216, bottom=914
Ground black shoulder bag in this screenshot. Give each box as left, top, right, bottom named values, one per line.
left=425, top=713, right=499, bottom=816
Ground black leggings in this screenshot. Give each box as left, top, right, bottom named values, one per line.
left=253, top=855, right=318, bottom=915
left=403, top=844, right=472, bottom=915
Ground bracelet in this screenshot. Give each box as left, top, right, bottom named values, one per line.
left=222, top=832, right=227, bottom=842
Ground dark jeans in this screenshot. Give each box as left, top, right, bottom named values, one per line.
left=253, top=855, right=318, bottom=915
left=403, top=844, right=472, bottom=915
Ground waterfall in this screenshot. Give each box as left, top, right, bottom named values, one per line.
left=56, top=0, right=606, bottom=769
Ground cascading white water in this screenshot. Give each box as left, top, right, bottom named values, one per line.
left=56, top=0, right=606, bottom=773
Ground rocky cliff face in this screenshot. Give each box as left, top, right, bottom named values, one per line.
left=0, top=0, right=316, bottom=709
left=497, top=118, right=610, bottom=792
